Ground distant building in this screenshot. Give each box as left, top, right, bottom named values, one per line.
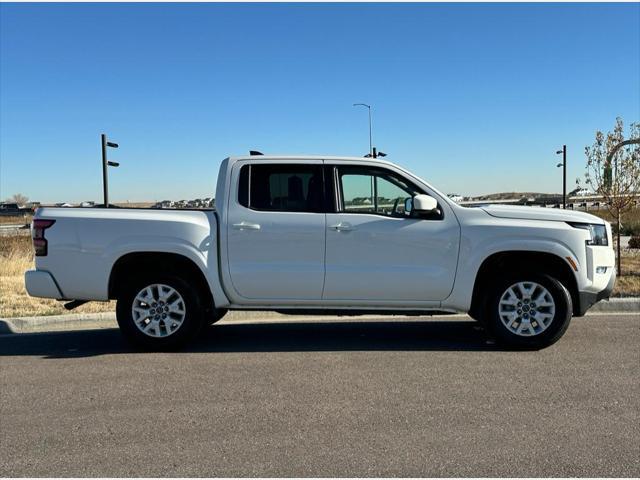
left=152, top=200, right=174, bottom=209
left=570, top=187, right=592, bottom=197
left=152, top=198, right=215, bottom=209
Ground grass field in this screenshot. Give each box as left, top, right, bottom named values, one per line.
left=0, top=214, right=32, bottom=225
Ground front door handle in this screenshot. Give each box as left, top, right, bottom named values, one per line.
left=232, top=221, right=261, bottom=230
left=329, top=222, right=353, bottom=232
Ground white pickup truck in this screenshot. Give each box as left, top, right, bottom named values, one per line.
left=25, top=155, right=615, bottom=349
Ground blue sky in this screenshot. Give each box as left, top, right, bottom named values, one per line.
left=1, top=2, right=639, bottom=203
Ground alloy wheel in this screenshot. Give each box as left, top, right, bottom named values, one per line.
left=131, top=284, right=187, bottom=338
left=498, top=281, right=556, bottom=337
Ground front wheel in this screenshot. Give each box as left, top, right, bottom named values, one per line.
left=485, top=273, right=573, bottom=349
left=116, top=273, right=204, bottom=350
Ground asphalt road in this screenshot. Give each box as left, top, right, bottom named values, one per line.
left=1, top=313, right=639, bottom=477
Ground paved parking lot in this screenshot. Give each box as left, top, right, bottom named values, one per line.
left=1, top=313, right=638, bottom=477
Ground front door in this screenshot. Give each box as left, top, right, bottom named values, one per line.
left=226, top=161, right=326, bottom=301
left=323, top=164, right=460, bottom=303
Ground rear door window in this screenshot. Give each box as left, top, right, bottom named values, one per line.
left=238, top=164, right=324, bottom=213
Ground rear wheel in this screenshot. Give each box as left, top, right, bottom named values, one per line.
left=116, top=273, right=204, bottom=350
left=485, top=273, right=572, bottom=349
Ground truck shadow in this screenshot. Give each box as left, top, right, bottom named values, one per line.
left=0, top=320, right=503, bottom=359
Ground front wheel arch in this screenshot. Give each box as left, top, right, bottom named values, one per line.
left=469, top=251, right=579, bottom=321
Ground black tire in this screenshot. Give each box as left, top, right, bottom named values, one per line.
left=207, top=308, right=228, bottom=326
left=116, top=272, right=205, bottom=350
left=484, top=273, right=573, bottom=350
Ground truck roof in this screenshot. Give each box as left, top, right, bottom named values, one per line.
left=226, top=155, right=391, bottom=164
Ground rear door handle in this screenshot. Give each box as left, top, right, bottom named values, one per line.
left=329, top=222, right=353, bottom=232
left=232, top=221, right=261, bottom=230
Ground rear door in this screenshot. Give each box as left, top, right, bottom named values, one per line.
left=226, top=160, right=326, bottom=301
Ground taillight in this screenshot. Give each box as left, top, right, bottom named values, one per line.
left=32, top=219, right=55, bottom=256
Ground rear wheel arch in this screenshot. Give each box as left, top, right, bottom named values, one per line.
left=469, top=251, right=579, bottom=320
left=108, top=252, right=214, bottom=313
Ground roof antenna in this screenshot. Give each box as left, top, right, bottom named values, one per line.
left=249, top=150, right=264, bottom=156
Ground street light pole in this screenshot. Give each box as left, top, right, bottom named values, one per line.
left=101, top=134, right=108, bottom=207
left=563, top=145, right=567, bottom=209
left=101, top=133, right=120, bottom=208
left=353, top=103, right=372, bottom=157
left=556, top=145, right=567, bottom=209
left=367, top=106, right=372, bottom=157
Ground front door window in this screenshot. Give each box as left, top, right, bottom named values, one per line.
left=339, top=166, right=420, bottom=217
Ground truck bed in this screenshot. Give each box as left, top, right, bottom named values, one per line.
left=30, top=207, right=217, bottom=301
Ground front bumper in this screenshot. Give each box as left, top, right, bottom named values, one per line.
left=24, top=270, right=64, bottom=299
left=576, top=267, right=616, bottom=316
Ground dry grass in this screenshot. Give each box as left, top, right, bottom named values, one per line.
left=0, top=235, right=113, bottom=318
left=1, top=233, right=639, bottom=318
left=0, top=215, right=32, bottom=225
left=614, top=251, right=640, bottom=296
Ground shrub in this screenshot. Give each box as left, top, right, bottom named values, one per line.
left=620, top=222, right=640, bottom=236
left=629, top=236, right=640, bottom=249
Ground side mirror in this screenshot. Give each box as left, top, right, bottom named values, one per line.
left=413, top=194, right=438, bottom=213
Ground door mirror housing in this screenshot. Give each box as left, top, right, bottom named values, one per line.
left=412, top=194, right=438, bottom=213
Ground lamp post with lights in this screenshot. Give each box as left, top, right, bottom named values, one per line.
left=556, top=145, right=567, bottom=209
left=101, top=134, right=120, bottom=208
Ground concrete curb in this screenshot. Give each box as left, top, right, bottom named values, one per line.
left=590, top=297, right=640, bottom=313
left=0, top=312, right=117, bottom=334
left=1, top=298, right=637, bottom=334
left=0, top=320, right=16, bottom=334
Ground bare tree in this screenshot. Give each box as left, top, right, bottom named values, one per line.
left=585, top=118, right=640, bottom=275
left=7, top=193, right=29, bottom=205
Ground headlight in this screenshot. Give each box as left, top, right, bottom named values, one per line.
left=567, top=222, right=608, bottom=246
